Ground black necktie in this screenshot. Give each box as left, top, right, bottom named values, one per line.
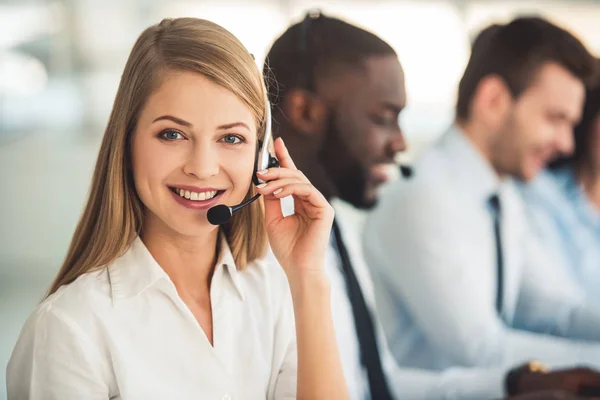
left=489, top=194, right=504, bottom=315
left=331, top=219, right=394, bottom=400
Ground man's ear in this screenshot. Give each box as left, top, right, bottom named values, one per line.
left=472, top=75, right=512, bottom=129
left=282, top=88, right=330, bottom=137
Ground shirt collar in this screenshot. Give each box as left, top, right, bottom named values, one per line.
left=439, top=125, right=503, bottom=202
left=108, top=235, right=244, bottom=306
left=216, top=234, right=245, bottom=301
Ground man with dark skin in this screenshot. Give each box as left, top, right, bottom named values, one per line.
left=265, top=11, right=600, bottom=400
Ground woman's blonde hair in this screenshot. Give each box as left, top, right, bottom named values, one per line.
left=47, top=18, right=269, bottom=296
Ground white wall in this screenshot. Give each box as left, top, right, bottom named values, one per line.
left=0, top=133, right=99, bottom=397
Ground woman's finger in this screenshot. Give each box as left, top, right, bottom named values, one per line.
left=256, top=167, right=308, bottom=184
left=262, top=188, right=285, bottom=228
left=269, top=182, right=331, bottom=210
left=273, top=137, right=297, bottom=170
left=256, top=178, right=305, bottom=196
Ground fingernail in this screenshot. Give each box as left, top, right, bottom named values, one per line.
left=256, top=183, right=267, bottom=188
left=273, top=188, right=283, bottom=195
left=257, top=169, right=268, bottom=175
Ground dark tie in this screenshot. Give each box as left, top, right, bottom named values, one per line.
left=488, top=194, right=504, bottom=315
left=331, top=219, right=394, bottom=400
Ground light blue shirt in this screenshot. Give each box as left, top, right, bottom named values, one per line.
left=520, top=166, right=600, bottom=305
left=363, top=126, right=600, bottom=372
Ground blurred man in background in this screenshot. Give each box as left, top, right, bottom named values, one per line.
left=266, top=11, right=600, bottom=400
left=363, top=16, right=600, bottom=375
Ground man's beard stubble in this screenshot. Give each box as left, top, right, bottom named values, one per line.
left=318, top=112, right=375, bottom=210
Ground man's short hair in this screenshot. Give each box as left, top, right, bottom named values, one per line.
left=264, top=11, right=396, bottom=108
left=457, top=17, right=597, bottom=120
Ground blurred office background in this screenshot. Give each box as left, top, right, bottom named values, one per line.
left=1, top=0, right=599, bottom=397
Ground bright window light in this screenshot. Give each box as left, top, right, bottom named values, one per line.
left=0, top=2, right=63, bottom=49
left=157, top=1, right=287, bottom=67
left=0, top=51, right=48, bottom=96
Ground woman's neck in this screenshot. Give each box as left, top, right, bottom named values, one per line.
left=141, top=219, right=220, bottom=299
left=576, top=161, right=600, bottom=210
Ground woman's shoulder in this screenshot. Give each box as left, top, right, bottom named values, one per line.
left=50, top=265, right=112, bottom=301
left=9, top=268, right=112, bottom=371
left=37, top=238, right=151, bottom=321
left=8, top=268, right=117, bottom=396
left=31, top=267, right=112, bottom=329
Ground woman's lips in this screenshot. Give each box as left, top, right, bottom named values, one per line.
left=169, top=187, right=225, bottom=210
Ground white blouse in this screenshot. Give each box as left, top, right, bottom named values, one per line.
left=7, top=237, right=297, bottom=400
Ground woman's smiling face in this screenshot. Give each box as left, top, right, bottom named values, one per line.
left=131, top=70, right=257, bottom=237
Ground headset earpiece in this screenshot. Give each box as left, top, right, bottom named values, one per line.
left=253, top=96, right=279, bottom=185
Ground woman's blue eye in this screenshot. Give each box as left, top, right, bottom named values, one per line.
left=159, top=130, right=184, bottom=140
left=222, top=134, right=243, bottom=144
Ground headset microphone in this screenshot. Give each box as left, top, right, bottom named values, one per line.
left=399, top=164, right=413, bottom=179
left=206, top=194, right=260, bottom=226
left=207, top=92, right=279, bottom=226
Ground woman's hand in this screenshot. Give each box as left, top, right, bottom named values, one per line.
left=255, top=137, right=334, bottom=280
left=257, top=137, right=348, bottom=400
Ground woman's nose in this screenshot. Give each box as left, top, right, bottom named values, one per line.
left=182, top=142, right=219, bottom=179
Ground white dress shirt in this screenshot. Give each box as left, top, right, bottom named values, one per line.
left=363, top=126, right=600, bottom=372
left=7, top=236, right=297, bottom=400
left=280, top=197, right=508, bottom=400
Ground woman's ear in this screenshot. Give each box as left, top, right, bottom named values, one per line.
left=282, top=89, right=330, bottom=137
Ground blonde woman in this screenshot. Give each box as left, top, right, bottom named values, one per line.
left=7, top=18, right=347, bottom=400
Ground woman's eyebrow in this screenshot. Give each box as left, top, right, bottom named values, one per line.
left=152, top=117, right=250, bottom=132
left=217, top=122, right=250, bottom=131
left=152, top=115, right=192, bottom=127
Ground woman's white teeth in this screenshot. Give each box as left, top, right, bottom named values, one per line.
left=177, top=189, right=217, bottom=201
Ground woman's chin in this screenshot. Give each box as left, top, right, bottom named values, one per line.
left=144, top=212, right=219, bottom=239
left=173, top=217, right=220, bottom=236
